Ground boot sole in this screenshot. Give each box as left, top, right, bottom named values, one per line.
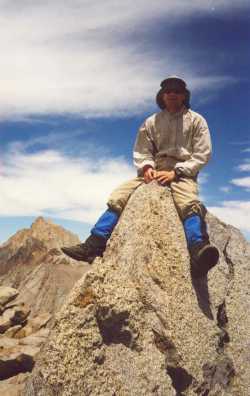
left=192, top=246, right=219, bottom=278
left=61, top=247, right=96, bottom=263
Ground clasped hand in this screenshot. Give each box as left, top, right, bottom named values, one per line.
left=143, top=168, right=176, bottom=185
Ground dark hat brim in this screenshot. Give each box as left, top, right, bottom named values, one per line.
left=160, top=77, right=187, bottom=90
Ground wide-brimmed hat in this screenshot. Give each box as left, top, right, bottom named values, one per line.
left=156, top=76, right=191, bottom=109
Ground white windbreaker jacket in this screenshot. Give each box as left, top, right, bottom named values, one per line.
left=133, top=107, right=212, bottom=177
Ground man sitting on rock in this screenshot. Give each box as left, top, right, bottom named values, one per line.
left=62, top=76, right=219, bottom=277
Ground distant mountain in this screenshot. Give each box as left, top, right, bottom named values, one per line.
left=0, top=217, right=89, bottom=394
left=0, top=216, right=80, bottom=273
left=0, top=216, right=88, bottom=317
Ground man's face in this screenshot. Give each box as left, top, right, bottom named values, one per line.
left=162, top=83, right=186, bottom=109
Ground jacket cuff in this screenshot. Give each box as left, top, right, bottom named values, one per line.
left=174, top=166, right=186, bottom=178
left=135, top=159, right=155, bottom=170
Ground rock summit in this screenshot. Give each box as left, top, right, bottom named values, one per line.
left=24, top=183, right=250, bottom=396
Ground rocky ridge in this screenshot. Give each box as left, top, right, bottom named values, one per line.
left=0, top=286, right=50, bottom=391
left=23, top=182, right=250, bottom=396
left=0, top=216, right=88, bottom=318
left=0, top=217, right=89, bottom=395
left=0, top=216, right=80, bottom=276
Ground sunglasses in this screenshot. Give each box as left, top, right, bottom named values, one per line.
left=164, top=88, right=185, bottom=94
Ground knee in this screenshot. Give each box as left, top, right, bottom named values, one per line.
left=176, top=200, right=207, bottom=221
left=107, top=199, right=125, bottom=214
left=107, top=178, right=143, bottom=214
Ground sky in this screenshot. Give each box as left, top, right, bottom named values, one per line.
left=0, top=0, right=250, bottom=243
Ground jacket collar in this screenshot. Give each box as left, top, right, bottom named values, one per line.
left=164, top=106, right=187, bottom=119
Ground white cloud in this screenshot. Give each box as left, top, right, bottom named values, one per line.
left=208, top=201, right=250, bottom=232
left=197, top=172, right=210, bottom=202
left=0, top=0, right=245, bottom=119
left=198, top=172, right=209, bottom=185
left=237, top=162, right=250, bottom=172
left=231, top=177, right=250, bottom=190
left=0, top=148, right=135, bottom=223
left=230, top=157, right=250, bottom=189
left=219, top=186, right=232, bottom=193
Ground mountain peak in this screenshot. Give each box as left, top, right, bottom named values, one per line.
left=4, top=217, right=80, bottom=252
left=31, top=216, right=52, bottom=227
left=31, top=216, right=59, bottom=233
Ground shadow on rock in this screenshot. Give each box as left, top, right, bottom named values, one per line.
left=191, top=269, right=214, bottom=320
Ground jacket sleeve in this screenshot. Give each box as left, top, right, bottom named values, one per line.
left=133, top=120, right=156, bottom=172
left=174, top=116, right=212, bottom=177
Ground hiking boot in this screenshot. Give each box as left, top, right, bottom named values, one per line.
left=189, top=241, right=219, bottom=278
left=61, top=234, right=106, bottom=263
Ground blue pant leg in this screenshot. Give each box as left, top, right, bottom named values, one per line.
left=183, top=214, right=204, bottom=247
left=91, top=208, right=119, bottom=240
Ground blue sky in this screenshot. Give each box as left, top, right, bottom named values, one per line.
left=0, top=0, right=250, bottom=243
